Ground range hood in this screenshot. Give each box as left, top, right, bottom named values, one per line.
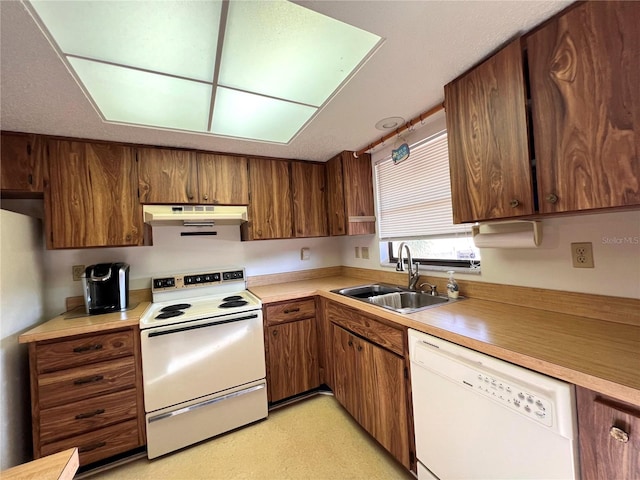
left=143, top=205, right=248, bottom=226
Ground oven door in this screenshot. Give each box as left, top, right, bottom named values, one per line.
left=140, top=310, right=265, bottom=413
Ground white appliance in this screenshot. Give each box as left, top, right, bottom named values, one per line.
left=142, top=205, right=248, bottom=226
left=139, top=267, right=267, bottom=459
left=409, top=329, right=579, bottom=480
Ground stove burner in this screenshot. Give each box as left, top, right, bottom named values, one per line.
left=220, top=300, right=249, bottom=308
left=222, top=295, right=244, bottom=302
left=155, top=310, right=185, bottom=320
left=160, top=303, right=192, bottom=312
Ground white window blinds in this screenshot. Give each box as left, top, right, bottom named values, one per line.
left=375, top=132, right=471, bottom=240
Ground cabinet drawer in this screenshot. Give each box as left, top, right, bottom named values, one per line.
left=40, top=419, right=141, bottom=467
left=40, top=388, right=138, bottom=444
left=266, top=299, right=315, bottom=325
left=327, top=302, right=404, bottom=356
left=38, top=357, right=136, bottom=409
left=36, top=330, right=134, bottom=374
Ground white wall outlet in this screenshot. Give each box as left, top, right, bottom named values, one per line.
left=361, top=247, right=370, bottom=259
left=301, top=247, right=311, bottom=261
left=72, top=264, right=85, bottom=281
left=571, top=242, right=594, bottom=268
left=355, top=246, right=360, bottom=258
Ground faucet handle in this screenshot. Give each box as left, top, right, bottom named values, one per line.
left=419, top=282, right=438, bottom=295
left=396, top=260, right=404, bottom=272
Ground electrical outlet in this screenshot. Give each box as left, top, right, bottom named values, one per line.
left=72, top=265, right=85, bottom=281
left=361, top=247, right=369, bottom=259
left=571, top=242, right=594, bottom=268
left=355, top=246, right=360, bottom=258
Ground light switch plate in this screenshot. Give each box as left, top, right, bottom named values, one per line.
left=301, top=247, right=311, bottom=261
left=72, top=265, right=85, bottom=281
left=361, top=247, right=369, bottom=259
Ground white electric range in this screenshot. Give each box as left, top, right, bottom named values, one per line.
left=139, top=268, right=267, bottom=459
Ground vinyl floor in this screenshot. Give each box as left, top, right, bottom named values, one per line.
left=89, top=394, right=414, bottom=480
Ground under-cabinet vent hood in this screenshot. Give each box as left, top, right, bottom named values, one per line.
left=143, top=205, right=248, bottom=226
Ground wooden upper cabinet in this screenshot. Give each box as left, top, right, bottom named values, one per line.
left=445, top=38, right=534, bottom=224
left=138, top=148, right=248, bottom=205
left=1, top=132, right=45, bottom=194
left=196, top=154, right=249, bottom=205
left=46, top=140, right=143, bottom=249
left=291, top=161, right=328, bottom=237
left=527, top=1, right=640, bottom=214
left=326, top=151, right=375, bottom=235
left=242, top=157, right=292, bottom=240
left=137, top=148, right=197, bottom=204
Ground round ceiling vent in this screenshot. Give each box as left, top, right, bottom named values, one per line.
left=375, top=116, right=405, bottom=131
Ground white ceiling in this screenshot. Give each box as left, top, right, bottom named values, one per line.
left=0, top=0, right=572, bottom=162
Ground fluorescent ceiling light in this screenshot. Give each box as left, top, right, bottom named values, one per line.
left=27, top=0, right=382, bottom=144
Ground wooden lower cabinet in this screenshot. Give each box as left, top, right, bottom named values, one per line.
left=28, top=328, right=145, bottom=467
left=577, top=386, right=640, bottom=480
left=329, top=302, right=412, bottom=470
left=264, top=298, right=320, bottom=403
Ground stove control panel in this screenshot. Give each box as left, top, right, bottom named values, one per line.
left=152, top=269, right=245, bottom=292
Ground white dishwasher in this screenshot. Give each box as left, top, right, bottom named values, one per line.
left=409, top=329, right=579, bottom=480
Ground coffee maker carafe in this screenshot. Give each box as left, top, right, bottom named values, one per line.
left=82, top=263, right=130, bottom=315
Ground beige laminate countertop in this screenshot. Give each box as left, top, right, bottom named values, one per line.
left=249, top=275, right=640, bottom=406
left=18, top=302, right=150, bottom=344
left=1, top=448, right=78, bottom=480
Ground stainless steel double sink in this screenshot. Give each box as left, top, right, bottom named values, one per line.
left=331, top=283, right=461, bottom=314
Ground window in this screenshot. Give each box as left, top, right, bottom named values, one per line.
left=374, top=131, right=480, bottom=270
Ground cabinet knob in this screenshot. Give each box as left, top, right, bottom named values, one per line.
left=188, top=192, right=194, bottom=200
left=609, top=426, right=629, bottom=443
left=545, top=193, right=558, bottom=204
left=509, top=199, right=520, bottom=208
left=348, top=340, right=353, bottom=347
left=272, top=330, right=278, bottom=336
left=357, top=345, right=362, bottom=352
left=203, top=194, right=209, bottom=201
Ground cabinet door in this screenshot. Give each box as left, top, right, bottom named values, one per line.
left=445, top=39, right=534, bottom=223
left=326, top=153, right=346, bottom=236
left=291, top=161, right=328, bottom=237
left=577, top=387, right=640, bottom=480
left=342, top=152, right=376, bottom=235
left=245, top=158, right=292, bottom=240
left=369, top=343, right=410, bottom=468
left=1, top=132, right=45, bottom=193
left=332, top=325, right=360, bottom=421
left=137, top=147, right=198, bottom=204
left=46, top=140, right=143, bottom=248
left=528, top=2, right=640, bottom=213
left=196, top=153, right=249, bottom=205
left=267, top=319, right=319, bottom=403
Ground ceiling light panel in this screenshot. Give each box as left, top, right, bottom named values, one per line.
left=69, top=58, right=212, bottom=132
left=29, top=1, right=222, bottom=81
left=211, top=87, right=316, bottom=143
left=220, top=0, right=381, bottom=106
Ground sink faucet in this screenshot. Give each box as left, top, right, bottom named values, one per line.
left=420, top=282, right=438, bottom=296
left=396, top=242, right=420, bottom=290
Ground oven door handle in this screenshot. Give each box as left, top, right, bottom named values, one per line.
left=147, top=383, right=265, bottom=424
left=147, top=313, right=258, bottom=338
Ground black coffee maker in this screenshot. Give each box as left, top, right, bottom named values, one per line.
left=82, top=263, right=130, bottom=315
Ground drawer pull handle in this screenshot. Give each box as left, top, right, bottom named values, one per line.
left=73, top=344, right=103, bottom=353
left=79, top=441, right=107, bottom=453
left=610, top=426, right=629, bottom=443
left=284, top=308, right=300, bottom=314
left=74, top=375, right=104, bottom=385
left=75, top=408, right=105, bottom=420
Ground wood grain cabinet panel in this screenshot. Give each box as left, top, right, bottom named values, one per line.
left=137, top=147, right=198, bottom=204
left=527, top=1, right=640, bottom=213
left=265, top=299, right=316, bottom=325
left=291, top=161, right=328, bottom=238
left=331, top=323, right=411, bottom=469
left=196, top=153, right=249, bottom=205
left=266, top=318, right=319, bottom=403
left=326, top=151, right=375, bottom=235
left=243, top=158, right=292, bottom=240
left=445, top=38, right=534, bottom=224
left=45, top=140, right=143, bottom=248
left=1, top=131, right=45, bottom=194
left=35, top=330, right=134, bottom=374
left=28, top=328, right=145, bottom=467
left=577, top=386, right=640, bottom=480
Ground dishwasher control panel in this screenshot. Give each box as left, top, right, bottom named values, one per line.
left=473, top=373, right=553, bottom=427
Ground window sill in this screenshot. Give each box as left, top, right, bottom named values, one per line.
left=379, top=262, right=481, bottom=275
